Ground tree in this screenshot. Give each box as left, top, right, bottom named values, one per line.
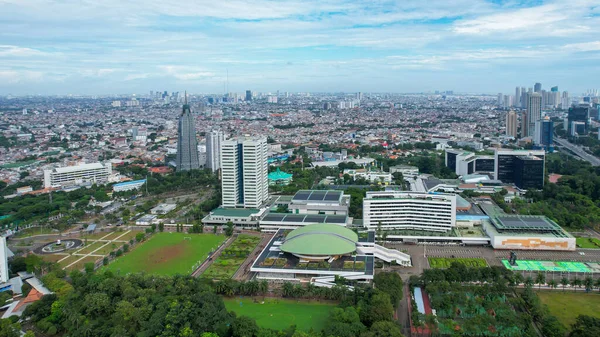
left=361, top=321, right=405, bottom=337
left=225, top=221, right=234, bottom=237
left=524, top=276, right=534, bottom=288
left=158, top=223, right=165, bottom=232
left=232, top=316, right=259, bottom=337
left=561, top=277, right=569, bottom=291
left=213, top=225, right=217, bottom=234
left=548, top=279, right=558, bottom=290
left=570, top=315, right=600, bottom=337
left=135, top=233, right=145, bottom=242
left=373, top=272, right=403, bottom=305
left=0, top=319, right=21, bottom=337
left=585, top=277, right=594, bottom=292
left=360, top=291, right=394, bottom=327
left=535, top=272, right=546, bottom=290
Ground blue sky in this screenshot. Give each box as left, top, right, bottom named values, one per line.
left=0, top=0, right=599, bottom=95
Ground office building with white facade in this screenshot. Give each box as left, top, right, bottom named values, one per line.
left=363, top=191, right=457, bottom=232
left=44, top=162, right=112, bottom=189
left=221, top=136, right=269, bottom=208
left=206, top=130, right=224, bottom=172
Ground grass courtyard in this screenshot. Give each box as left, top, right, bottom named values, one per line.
left=428, top=257, right=488, bottom=269
left=576, top=237, right=600, bottom=249
left=104, top=232, right=225, bottom=276
left=223, top=297, right=335, bottom=331
left=202, top=234, right=260, bottom=280
left=537, top=291, right=600, bottom=328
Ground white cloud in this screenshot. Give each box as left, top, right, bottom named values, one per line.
left=0, top=45, right=48, bottom=57
left=0, top=70, right=44, bottom=83
left=158, top=65, right=215, bottom=80
left=562, top=41, right=600, bottom=52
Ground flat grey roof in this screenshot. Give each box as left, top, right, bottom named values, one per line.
left=292, top=190, right=343, bottom=202
left=261, top=213, right=347, bottom=224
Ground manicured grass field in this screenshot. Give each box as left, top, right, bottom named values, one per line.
left=537, top=291, right=600, bottom=328
left=223, top=298, right=335, bottom=331
left=104, top=233, right=225, bottom=276
left=576, top=237, right=600, bottom=249
left=428, top=257, right=487, bottom=269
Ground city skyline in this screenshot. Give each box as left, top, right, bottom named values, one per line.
left=1, top=0, right=599, bottom=95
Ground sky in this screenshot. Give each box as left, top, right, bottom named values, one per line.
left=0, top=0, right=599, bottom=95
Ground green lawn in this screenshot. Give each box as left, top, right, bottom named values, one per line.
left=103, top=233, right=225, bottom=276
left=223, top=297, right=335, bottom=331
left=537, top=291, right=600, bottom=328
left=428, top=257, right=487, bottom=269
left=576, top=237, right=600, bottom=249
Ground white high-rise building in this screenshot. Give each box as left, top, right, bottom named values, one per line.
left=0, top=237, right=8, bottom=283
left=515, top=87, right=521, bottom=107
left=363, top=191, right=456, bottom=232
left=221, top=136, right=268, bottom=208
left=525, top=92, right=542, bottom=137
left=206, top=130, right=224, bottom=172
left=44, top=162, right=112, bottom=189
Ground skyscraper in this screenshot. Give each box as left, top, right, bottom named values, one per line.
left=534, top=82, right=542, bottom=93
left=497, top=93, right=503, bottom=106
left=245, top=90, right=252, bottom=101
left=221, top=136, right=268, bottom=208
left=176, top=95, right=200, bottom=171
left=206, top=130, right=224, bottom=173
left=515, top=87, right=521, bottom=107
left=525, top=92, right=542, bottom=137
left=506, top=111, right=518, bottom=138
left=534, top=117, right=553, bottom=152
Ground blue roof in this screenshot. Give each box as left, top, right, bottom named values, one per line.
left=86, top=224, right=97, bottom=231
left=114, top=179, right=146, bottom=187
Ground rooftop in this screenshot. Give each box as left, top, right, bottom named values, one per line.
left=52, top=162, right=106, bottom=174
left=292, top=190, right=343, bottom=203
left=113, top=179, right=146, bottom=187
left=261, top=213, right=348, bottom=224
left=268, top=168, right=293, bottom=180
left=210, top=208, right=261, bottom=218
left=280, top=224, right=358, bottom=256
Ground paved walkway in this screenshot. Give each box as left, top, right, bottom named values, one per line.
left=191, top=235, right=236, bottom=277
left=57, top=230, right=132, bottom=269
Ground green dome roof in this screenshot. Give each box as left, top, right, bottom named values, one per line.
left=268, top=168, right=293, bottom=180
left=280, top=224, right=358, bottom=256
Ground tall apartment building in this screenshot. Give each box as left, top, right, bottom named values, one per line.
left=206, top=130, right=224, bottom=172
left=221, top=136, right=268, bottom=208
left=363, top=191, right=456, bottom=232
left=494, top=149, right=545, bottom=188
left=524, top=92, right=542, bottom=137
left=506, top=111, right=518, bottom=137
left=44, top=162, right=112, bottom=188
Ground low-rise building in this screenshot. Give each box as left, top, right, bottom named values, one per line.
left=43, top=162, right=112, bottom=189
left=363, top=191, right=456, bottom=232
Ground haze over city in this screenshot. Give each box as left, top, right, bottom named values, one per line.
left=1, top=0, right=600, bottom=95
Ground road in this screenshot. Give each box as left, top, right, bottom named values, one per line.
left=554, top=137, right=600, bottom=166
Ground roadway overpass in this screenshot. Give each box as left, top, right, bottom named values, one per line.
left=554, top=137, right=600, bottom=166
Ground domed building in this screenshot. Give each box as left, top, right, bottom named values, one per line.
left=280, top=224, right=358, bottom=260
left=251, top=223, right=411, bottom=286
